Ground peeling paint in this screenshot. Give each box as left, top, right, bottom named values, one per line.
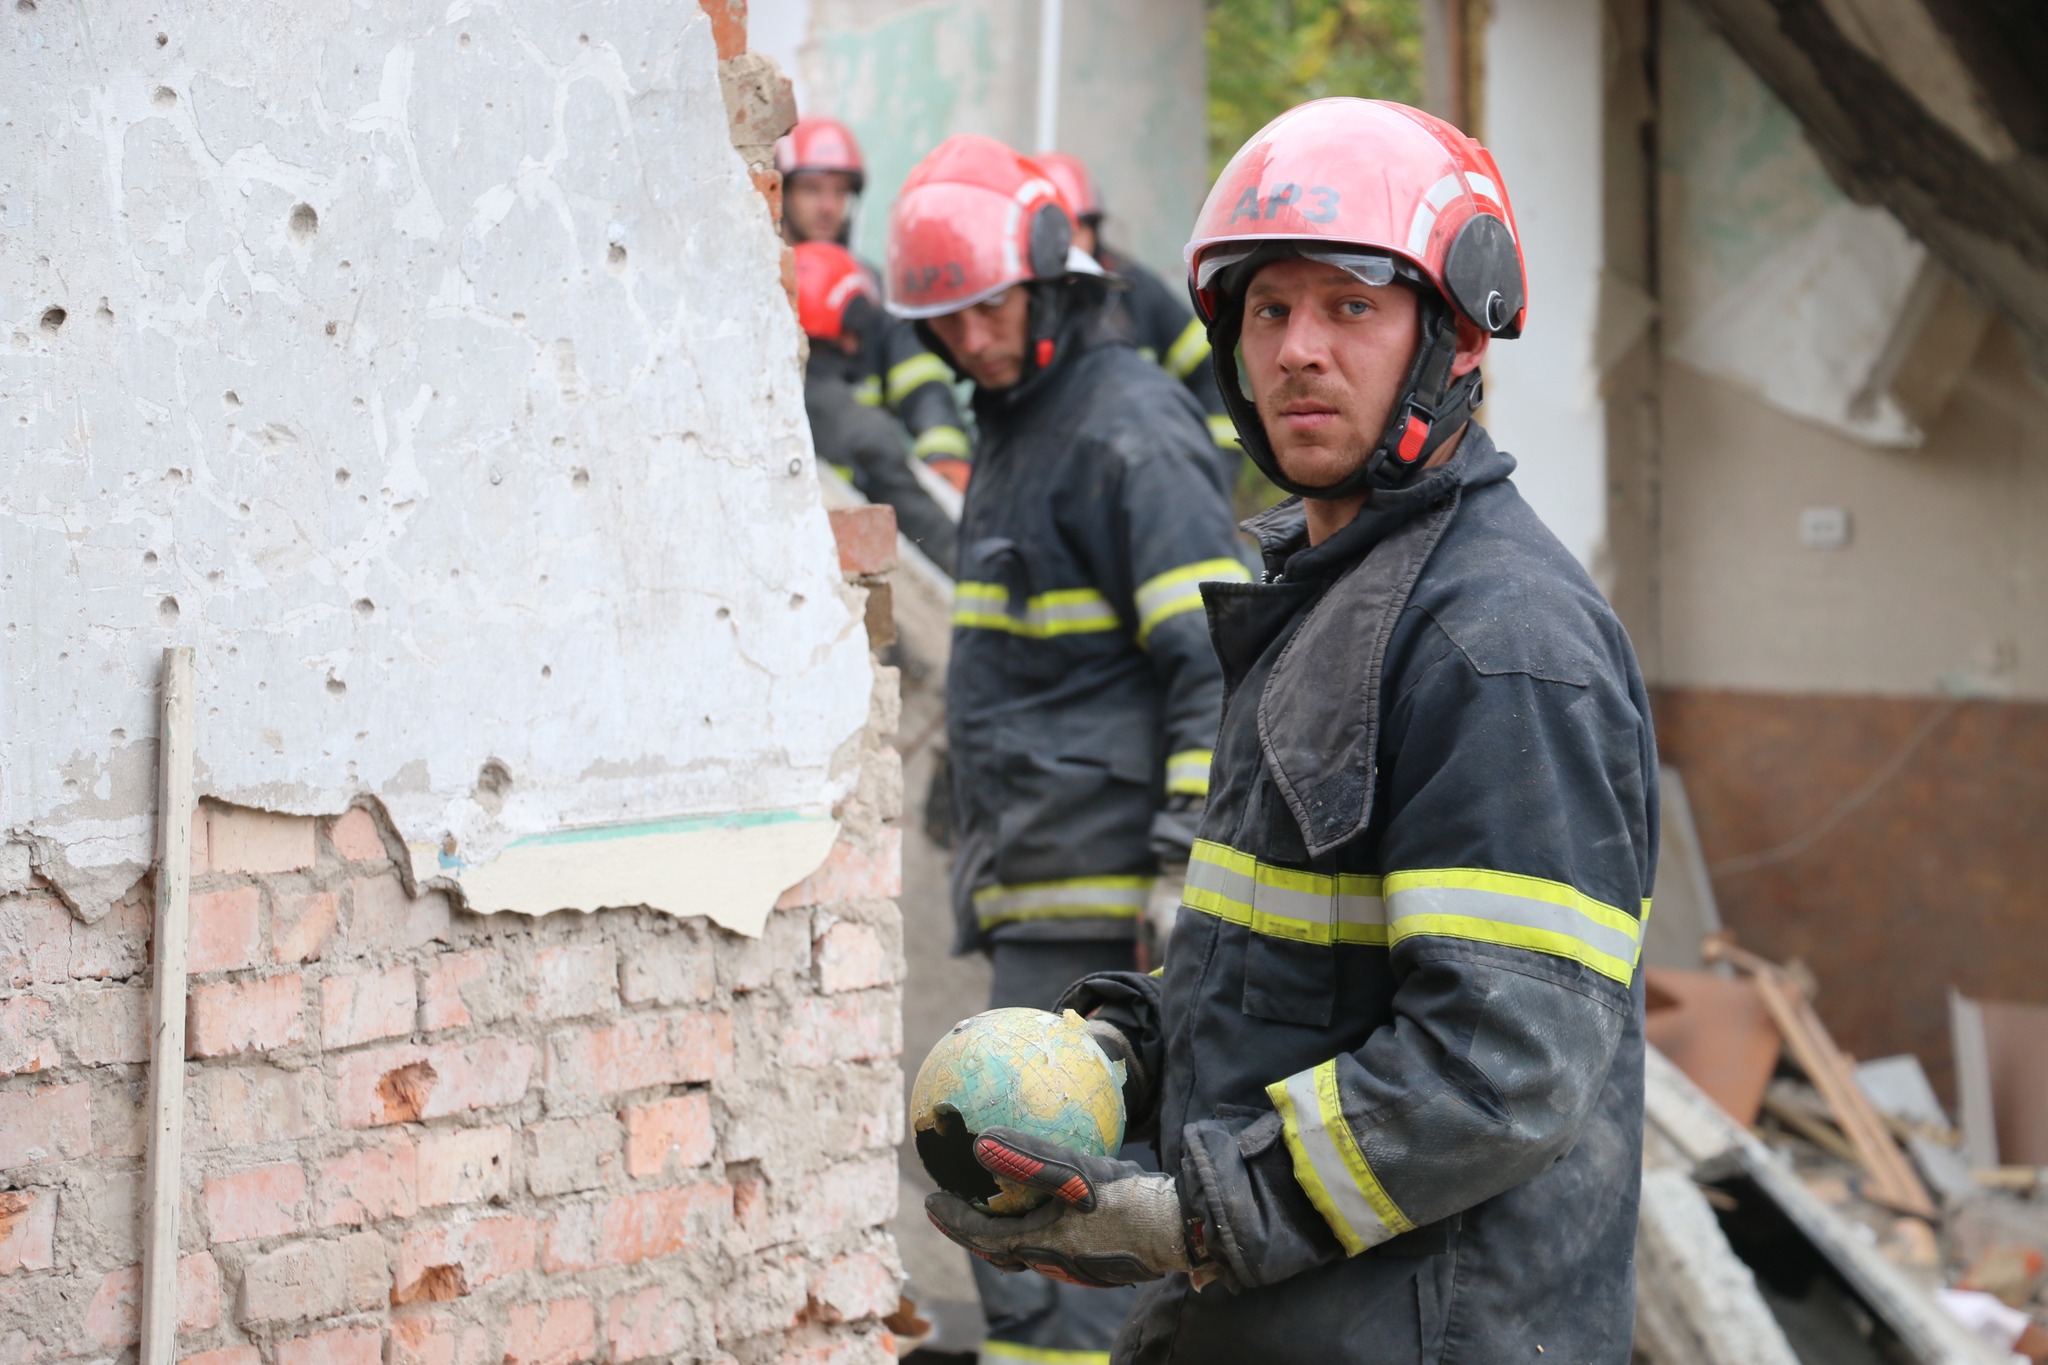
left=2, top=3, right=870, bottom=928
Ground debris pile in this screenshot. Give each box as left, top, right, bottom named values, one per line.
left=1637, top=936, right=2048, bottom=1365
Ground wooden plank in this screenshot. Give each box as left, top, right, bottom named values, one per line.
left=1709, top=938, right=1935, bottom=1219
left=139, top=648, right=194, bottom=1365
left=1648, top=1045, right=2006, bottom=1365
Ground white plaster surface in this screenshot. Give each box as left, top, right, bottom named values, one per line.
left=1478, top=0, right=1608, bottom=576
left=1, top=2, right=870, bottom=923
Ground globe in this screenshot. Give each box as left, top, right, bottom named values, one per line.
left=910, top=1007, right=1127, bottom=1214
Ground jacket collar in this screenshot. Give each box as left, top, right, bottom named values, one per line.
left=1241, top=425, right=1515, bottom=582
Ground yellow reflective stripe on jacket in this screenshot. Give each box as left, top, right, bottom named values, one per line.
left=980, top=1344, right=1112, bottom=1365
left=972, top=875, right=1153, bottom=928
left=852, top=374, right=882, bottom=407
left=885, top=351, right=953, bottom=404
left=1165, top=748, right=1213, bottom=798
left=1268, top=1059, right=1412, bottom=1255
left=911, top=424, right=970, bottom=462
left=1183, top=843, right=1643, bottom=982
left=952, top=582, right=1120, bottom=638
left=1133, top=558, right=1250, bottom=646
left=1207, top=412, right=1241, bottom=447
left=1383, top=868, right=1643, bottom=985
left=1164, top=317, right=1212, bottom=380
left=1183, top=840, right=1387, bottom=945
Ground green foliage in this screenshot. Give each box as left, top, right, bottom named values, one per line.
left=1206, top=0, right=1424, bottom=516
left=1207, top=0, right=1425, bottom=177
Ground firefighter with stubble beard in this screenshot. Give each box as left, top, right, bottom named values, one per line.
left=925, top=99, right=1657, bottom=1365
left=888, top=134, right=1249, bottom=1365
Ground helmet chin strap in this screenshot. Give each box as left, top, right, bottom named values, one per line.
left=1210, top=292, right=1481, bottom=502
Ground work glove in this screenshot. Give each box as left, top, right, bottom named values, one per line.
left=925, top=1128, right=1197, bottom=1289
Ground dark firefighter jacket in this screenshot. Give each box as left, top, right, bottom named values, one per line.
left=1098, top=246, right=1239, bottom=489
left=849, top=258, right=971, bottom=467
left=803, top=346, right=959, bottom=570
left=948, top=310, right=1246, bottom=954
left=1064, top=428, right=1656, bottom=1364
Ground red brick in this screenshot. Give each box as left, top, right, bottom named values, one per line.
left=189, top=1065, right=318, bottom=1149
left=543, top=1183, right=731, bottom=1273
left=205, top=804, right=316, bottom=874
left=526, top=1115, right=621, bottom=1197
left=321, top=964, right=416, bottom=1047
left=69, top=896, right=149, bottom=980
left=607, top=1284, right=698, bottom=1360
left=1, top=892, right=73, bottom=986
left=272, top=889, right=338, bottom=964
left=736, top=1155, right=895, bottom=1249
left=348, top=874, right=450, bottom=954
left=544, top=1012, right=731, bottom=1100
left=828, top=505, right=898, bottom=576
left=185, top=1348, right=262, bottom=1365
left=811, top=1250, right=900, bottom=1323
left=315, top=1138, right=419, bottom=1227
left=419, top=949, right=497, bottom=1032
left=699, top=0, right=747, bottom=61
left=504, top=1295, right=597, bottom=1365
left=775, top=830, right=902, bottom=909
left=68, top=984, right=148, bottom=1065
left=389, top=1312, right=492, bottom=1365
left=334, top=1038, right=536, bottom=1127
left=84, top=1252, right=218, bottom=1347
left=188, top=886, right=262, bottom=973
left=204, top=1161, right=307, bottom=1243
left=0, top=996, right=58, bottom=1077
left=0, top=1081, right=90, bottom=1171
left=781, top=990, right=898, bottom=1068
left=393, top=1214, right=537, bottom=1303
left=715, top=1255, right=808, bottom=1341
left=528, top=942, right=618, bottom=1021
left=239, top=1230, right=386, bottom=1325
left=814, top=919, right=891, bottom=994
left=617, top=933, right=714, bottom=1007
left=623, top=1093, right=713, bottom=1177
left=277, top=1322, right=384, bottom=1365
left=417, top=1125, right=513, bottom=1207
left=187, top=972, right=305, bottom=1057
left=0, top=1189, right=57, bottom=1274
left=328, top=806, right=388, bottom=862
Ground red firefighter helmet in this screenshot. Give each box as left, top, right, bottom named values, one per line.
left=885, top=134, right=1085, bottom=320
left=1185, top=99, right=1527, bottom=496
left=1032, top=151, right=1103, bottom=223
left=792, top=241, right=876, bottom=341
left=775, top=116, right=866, bottom=193
left=1186, top=98, right=1526, bottom=338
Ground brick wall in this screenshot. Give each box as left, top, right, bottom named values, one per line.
left=0, top=514, right=907, bottom=1365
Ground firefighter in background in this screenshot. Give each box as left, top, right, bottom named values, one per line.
left=886, top=134, right=1247, bottom=1365
left=926, top=99, right=1655, bottom=1365
left=1034, top=152, right=1239, bottom=493
left=794, top=242, right=959, bottom=570
left=777, top=116, right=972, bottom=490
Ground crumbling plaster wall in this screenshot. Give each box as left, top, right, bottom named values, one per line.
left=1, top=0, right=870, bottom=926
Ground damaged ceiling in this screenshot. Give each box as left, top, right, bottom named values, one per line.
left=1686, top=0, right=2048, bottom=368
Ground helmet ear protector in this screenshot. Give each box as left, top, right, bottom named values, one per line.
left=1442, top=214, right=1524, bottom=338
left=1027, top=202, right=1071, bottom=282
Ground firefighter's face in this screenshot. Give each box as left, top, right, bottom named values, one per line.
left=928, top=288, right=1031, bottom=390
left=785, top=172, right=855, bottom=244
left=1239, top=258, right=1485, bottom=490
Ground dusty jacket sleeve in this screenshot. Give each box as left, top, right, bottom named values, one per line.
left=876, top=317, right=970, bottom=464
left=1096, top=430, right=1248, bottom=802
left=1179, top=626, right=1652, bottom=1290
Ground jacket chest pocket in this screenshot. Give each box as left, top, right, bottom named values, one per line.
left=1241, top=869, right=1341, bottom=1028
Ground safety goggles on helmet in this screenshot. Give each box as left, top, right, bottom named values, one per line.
left=1194, top=245, right=1411, bottom=300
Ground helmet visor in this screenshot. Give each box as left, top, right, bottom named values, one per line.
left=1195, top=244, right=1399, bottom=295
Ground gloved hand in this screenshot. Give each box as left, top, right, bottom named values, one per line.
left=925, top=1128, right=1195, bottom=1289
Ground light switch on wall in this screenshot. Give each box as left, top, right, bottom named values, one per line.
left=1799, top=506, right=1851, bottom=550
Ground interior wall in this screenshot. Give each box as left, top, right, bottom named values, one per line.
left=748, top=0, right=1208, bottom=282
